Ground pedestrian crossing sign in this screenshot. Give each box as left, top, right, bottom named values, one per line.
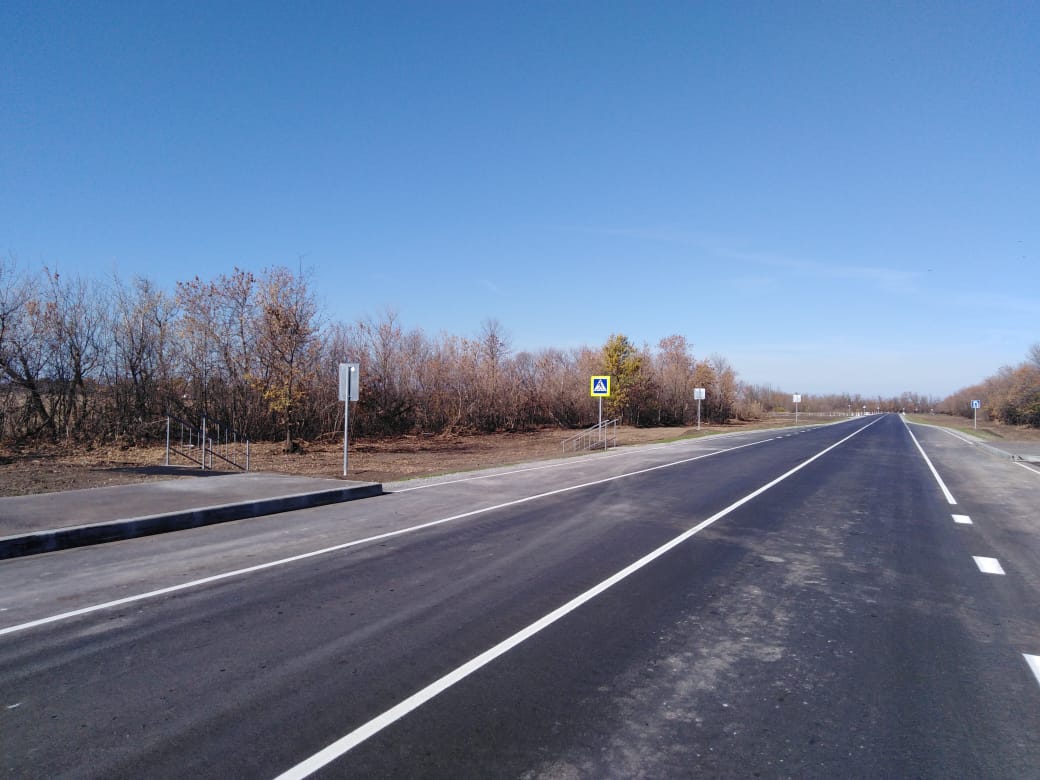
left=590, top=375, right=611, bottom=397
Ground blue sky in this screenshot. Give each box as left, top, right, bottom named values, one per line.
left=2, top=1, right=1037, bottom=398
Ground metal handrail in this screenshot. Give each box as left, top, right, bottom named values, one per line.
left=561, top=418, right=620, bottom=453
left=165, top=414, right=250, bottom=471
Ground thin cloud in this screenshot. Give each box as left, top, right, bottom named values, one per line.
left=479, top=279, right=503, bottom=295
left=554, top=224, right=923, bottom=295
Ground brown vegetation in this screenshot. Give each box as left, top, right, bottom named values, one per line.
left=0, top=420, right=811, bottom=497
left=1, top=257, right=955, bottom=456
left=937, top=344, right=1040, bottom=428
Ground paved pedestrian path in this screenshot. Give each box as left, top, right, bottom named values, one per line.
left=0, top=472, right=381, bottom=559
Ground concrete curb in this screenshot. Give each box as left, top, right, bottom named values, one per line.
left=0, top=482, right=383, bottom=561
left=907, top=420, right=1039, bottom=463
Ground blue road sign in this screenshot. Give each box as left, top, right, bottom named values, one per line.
left=590, top=376, right=611, bottom=397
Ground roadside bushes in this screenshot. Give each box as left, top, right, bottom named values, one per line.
left=2, top=258, right=936, bottom=444
left=939, top=347, right=1040, bottom=428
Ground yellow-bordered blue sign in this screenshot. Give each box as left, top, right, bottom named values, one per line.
left=590, top=375, right=611, bottom=397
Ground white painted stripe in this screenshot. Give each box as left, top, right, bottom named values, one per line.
left=973, top=556, right=1006, bottom=575
left=1015, top=461, right=1040, bottom=475
left=901, top=418, right=957, bottom=504
left=272, top=416, right=883, bottom=780
left=393, top=458, right=613, bottom=492
left=952, top=514, right=973, bottom=525
left=932, top=426, right=981, bottom=445
left=1024, top=654, right=1040, bottom=687
left=0, top=433, right=789, bottom=638
left=392, top=426, right=788, bottom=492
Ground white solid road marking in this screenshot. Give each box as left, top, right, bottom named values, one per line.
left=272, top=416, right=884, bottom=780
left=901, top=418, right=957, bottom=505
left=392, top=425, right=828, bottom=493
left=1024, top=655, right=1040, bottom=688
left=917, top=422, right=1040, bottom=477
left=973, top=556, right=1006, bottom=575
left=952, top=514, right=973, bottom=525
left=0, top=433, right=792, bottom=638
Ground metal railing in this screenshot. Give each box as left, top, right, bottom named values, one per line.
left=165, top=414, right=250, bottom=471
left=561, top=418, right=620, bottom=453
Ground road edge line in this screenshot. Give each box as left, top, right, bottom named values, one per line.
left=901, top=418, right=958, bottom=504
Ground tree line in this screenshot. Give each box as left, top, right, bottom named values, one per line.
left=0, top=258, right=940, bottom=446
left=938, top=344, right=1040, bottom=427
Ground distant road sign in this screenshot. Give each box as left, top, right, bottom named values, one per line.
left=971, top=400, right=981, bottom=409
left=590, top=376, right=611, bottom=397
left=793, top=394, right=802, bottom=404
left=693, top=388, right=705, bottom=400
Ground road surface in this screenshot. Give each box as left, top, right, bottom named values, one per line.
left=2, top=414, right=1039, bottom=778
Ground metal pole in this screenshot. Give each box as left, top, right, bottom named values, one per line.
left=201, top=416, right=207, bottom=470
left=343, top=398, right=350, bottom=476
left=165, top=416, right=170, bottom=466
left=974, top=406, right=977, bottom=430
left=598, top=396, right=603, bottom=450
left=697, top=399, right=701, bottom=431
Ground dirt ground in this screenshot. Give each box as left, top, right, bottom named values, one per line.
left=5, top=414, right=1032, bottom=498
left=0, top=419, right=807, bottom=497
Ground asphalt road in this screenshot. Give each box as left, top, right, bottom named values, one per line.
left=2, top=414, right=1039, bottom=778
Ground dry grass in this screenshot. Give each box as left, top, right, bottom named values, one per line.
left=904, top=414, right=1040, bottom=442
left=0, top=415, right=842, bottom=498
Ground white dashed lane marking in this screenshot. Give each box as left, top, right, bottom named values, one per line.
left=1024, top=655, right=1040, bottom=688
left=973, top=556, right=1006, bottom=575
left=907, top=424, right=1040, bottom=694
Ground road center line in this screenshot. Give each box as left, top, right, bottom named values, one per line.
left=0, top=432, right=798, bottom=639
left=272, top=415, right=882, bottom=779
left=902, top=419, right=958, bottom=504
left=952, top=514, right=973, bottom=525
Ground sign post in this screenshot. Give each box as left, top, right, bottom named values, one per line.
left=793, top=393, right=802, bottom=424
left=339, top=363, right=360, bottom=475
left=693, top=387, right=706, bottom=430
left=590, top=376, right=611, bottom=449
left=971, top=399, right=981, bottom=430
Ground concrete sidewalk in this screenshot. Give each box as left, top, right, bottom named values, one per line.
left=0, top=472, right=382, bottom=560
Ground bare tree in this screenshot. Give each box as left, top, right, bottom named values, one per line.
left=254, top=266, right=321, bottom=450
left=0, top=258, right=32, bottom=437
left=110, top=276, right=177, bottom=437
left=43, top=269, right=107, bottom=439
left=656, top=334, right=694, bottom=425
left=475, top=318, right=512, bottom=430
left=1029, top=342, right=1040, bottom=370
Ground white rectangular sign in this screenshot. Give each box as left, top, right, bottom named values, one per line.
left=339, top=363, right=360, bottom=402
left=693, top=388, right=706, bottom=400
left=792, top=394, right=802, bottom=404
